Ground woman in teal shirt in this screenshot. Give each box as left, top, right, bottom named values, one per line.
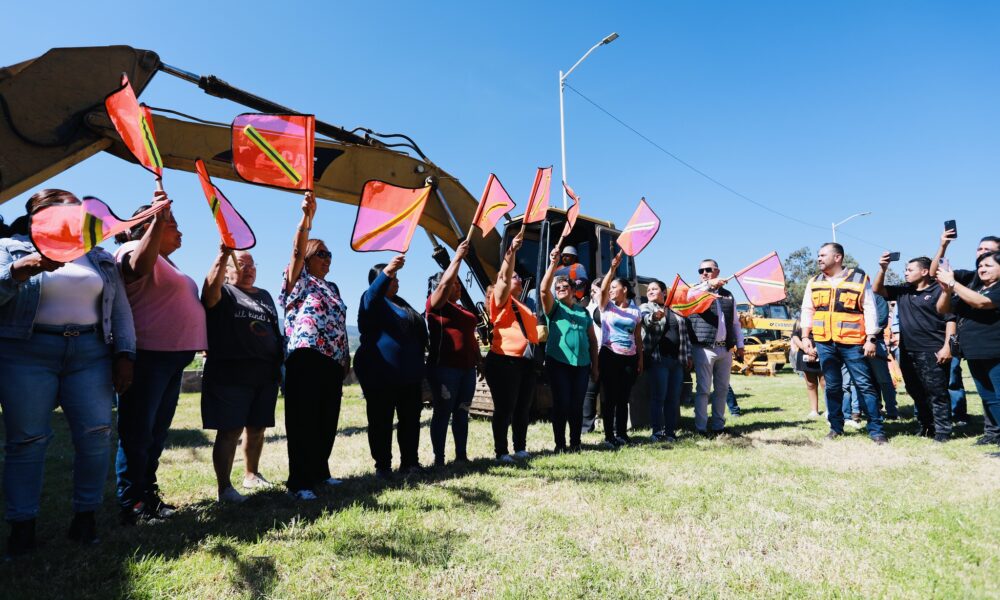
left=540, top=247, right=599, bottom=452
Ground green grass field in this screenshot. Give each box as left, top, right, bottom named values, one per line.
left=1, top=373, right=999, bottom=599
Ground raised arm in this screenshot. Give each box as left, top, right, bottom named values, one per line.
left=929, top=228, right=955, bottom=279
left=599, top=251, right=623, bottom=309
left=283, top=192, right=316, bottom=295
left=122, top=191, right=170, bottom=284
left=429, top=240, right=469, bottom=310
left=493, top=233, right=522, bottom=307
left=938, top=268, right=996, bottom=311
left=873, top=252, right=890, bottom=297
left=202, top=245, right=234, bottom=309
left=539, top=246, right=561, bottom=315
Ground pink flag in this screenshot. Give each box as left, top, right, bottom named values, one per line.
left=30, top=197, right=170, bottom=262
left=524, top=166, right=552, bottom=224
left=195, top=159, right=256, bottom=250
left=471, top=174, right=516, bottom=236
left=561, top=182, right=580, bottom=238
left=616, top=198, right=660, bottom=256
left=351, top=180, right=432, bottom=253
left=733, top=252, right=787, bottom=306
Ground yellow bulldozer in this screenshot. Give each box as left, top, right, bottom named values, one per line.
left=733, top=302, right=794, bottom=376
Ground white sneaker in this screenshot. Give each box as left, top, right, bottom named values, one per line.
left=242, top=473, right=273, bottom=490
left=218, top=487, right=247, bottom=504
left=806, top=411, right=821, bottom=419
left=322, top=478, right=343, bottom=487
left=513, top=450, right=531, bottom=460
left=289, top=489, right=317, bottom=501
left=845, top=420, right=862, bottom=429
left=497, top=454, right=516, bottom=464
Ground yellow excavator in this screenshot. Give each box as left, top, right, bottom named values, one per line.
left=734, top=302, right=794, bottom=376
left=1, top=45, right=640, bottom=416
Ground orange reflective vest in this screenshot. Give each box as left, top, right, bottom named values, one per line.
left=810, top=268, right=868, bottom=345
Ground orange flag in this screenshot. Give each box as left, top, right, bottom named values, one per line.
left=665, top=275, right=717, bottom=317
left=561, top=182, right=581, bottom=237
left=351, top=180, right=432, bottom=253
left=471, top=174, right=516, bottom=237
left=523, top=166, right=552, bottom=224
left=232, top=113, right=315, bottom=191
left=195, top=159, right=256, bottom=250
left=104, top=73, right=163, bottom=179
left=30, top=197, right=170, bottom=262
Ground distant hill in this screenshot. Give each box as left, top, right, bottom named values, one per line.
left=347, top=326, right=360, bottom=353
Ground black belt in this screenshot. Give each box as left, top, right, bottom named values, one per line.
left=33, top=324, right=98, bottom=337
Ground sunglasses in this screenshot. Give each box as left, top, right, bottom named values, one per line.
left=554, top=285, right=571, bottom=292
left=698, top=267, right=716, bottom=274
left=311, top=250, right=332, bottom=260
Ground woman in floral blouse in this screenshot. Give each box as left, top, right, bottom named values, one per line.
left=279, top=193, right=350, bottom=501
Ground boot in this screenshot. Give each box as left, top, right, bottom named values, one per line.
left=6, top=519, right=36, bottom=559
left=67, top=511, right=99, bottom=545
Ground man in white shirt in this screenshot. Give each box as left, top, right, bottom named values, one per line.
left=799, top=243, right=887, bottom=444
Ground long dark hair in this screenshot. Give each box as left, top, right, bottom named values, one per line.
left=612, top=277, right=636, bottom=301
left=114, top=203, right=153, bottom=244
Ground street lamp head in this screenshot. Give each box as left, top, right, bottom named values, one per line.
left=602, top=32, right=619, bottom=45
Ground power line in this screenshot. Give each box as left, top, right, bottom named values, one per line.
left=563, top=83, right=889, bottom=251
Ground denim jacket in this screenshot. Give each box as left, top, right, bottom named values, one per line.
left=0, top=235, right=136, bottom=358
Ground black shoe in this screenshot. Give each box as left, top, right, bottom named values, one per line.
left=5, top=519, right=35, bottom=560
left=374, top=468, right=394, bottom=481
left=933, top=434, right=950, bottom=444
left=568, top=444, right=582, bottom=453
left=452, top=456, right=470, bottom=466
left=614, top=435, right=632, bottom=446
left=67, top=511, right=99, bottom=545
left=433, top=457, right=446, bottom=468
left=872, top=434, right=889, bottom=445
left=913, top=426, right=936, bottom=438
left=825, top=431, right=842, bottom=440
left=554, top=445, right=567, bottom=454
left=975, top=435, right=1000, bottom=446
left=144, top=491, right=176, bottom=519
left=399, top=464, right=426, bottom=477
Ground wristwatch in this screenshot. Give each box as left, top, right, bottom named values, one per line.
left=868, top=336, right=878, bottom=344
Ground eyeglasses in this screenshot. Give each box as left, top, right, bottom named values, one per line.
left=554, top=285, right=571, bottom=292
left=311, top=250, right=332, bottom=260
left=698, top=267, right=716, bottom=274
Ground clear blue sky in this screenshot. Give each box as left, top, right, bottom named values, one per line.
left=3, top=1, right=999, bottom=313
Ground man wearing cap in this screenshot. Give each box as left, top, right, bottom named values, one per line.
left=554, top=246, right=589, bottom=301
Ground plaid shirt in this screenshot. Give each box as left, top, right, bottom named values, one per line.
left=640, top=302, right=691, bottom=366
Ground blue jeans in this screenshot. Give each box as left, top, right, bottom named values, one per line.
left=868, top=341, right=898, bottom=417
left=967, top=358, right=1000, bottom=438
left=816, top=343, right=884, bottom=437
left=949, top=358, right=969, bottom=421
left=427, top=366, right=475, bottom=461
left=646, top=354, right=684, bottom=437
left=0, top=329, right=113, bottom=521
left=115, top=350, right=194, bottom=509
left=841, top=365, right=860, bottom=419
left=726, top=385, right=741, bottom=414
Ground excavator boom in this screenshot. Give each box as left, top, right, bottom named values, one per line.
left=0, top=46, right=499, bottom=284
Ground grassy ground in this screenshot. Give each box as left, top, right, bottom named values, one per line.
left=1, top=373, right=999, bottom=599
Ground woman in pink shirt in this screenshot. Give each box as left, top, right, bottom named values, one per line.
left=113, top=194, right=207, bottom=525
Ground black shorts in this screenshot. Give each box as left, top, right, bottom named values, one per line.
left=201, top=364, right=279, bottom=430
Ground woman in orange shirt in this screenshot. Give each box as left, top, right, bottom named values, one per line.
left=484, top=235, right=539, bottom=463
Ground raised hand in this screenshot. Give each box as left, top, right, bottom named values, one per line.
left=384, top=254, right=406, bottom=276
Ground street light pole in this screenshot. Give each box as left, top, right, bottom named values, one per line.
left=831, top=211, right=872, bottom=243
left=559, top=32, right=619, bottom=209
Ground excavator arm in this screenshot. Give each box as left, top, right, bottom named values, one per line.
left=0, top=45, right=500, bottom=286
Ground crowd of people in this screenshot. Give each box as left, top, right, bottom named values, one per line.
left=1, top=188, right=998, bottom=560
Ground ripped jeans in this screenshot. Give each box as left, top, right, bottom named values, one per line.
left=0, top=328, right=114, bottom=522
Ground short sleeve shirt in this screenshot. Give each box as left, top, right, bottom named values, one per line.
left=884, top=282, right=954, bottom=352
left=546, top=301, right=592, bottom=367
left=278, top=267, right=349, bottom=364
left=952, top=283, right=1000, bottom=359
left=600, top=300, right=641, bottom=356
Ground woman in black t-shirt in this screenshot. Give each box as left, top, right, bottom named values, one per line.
left=201, top=247, right=283, bottom=502
left=937, top=251, right=1000, bottom=445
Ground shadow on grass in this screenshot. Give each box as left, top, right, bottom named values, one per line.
left=210, top=542, right=278, bottom=600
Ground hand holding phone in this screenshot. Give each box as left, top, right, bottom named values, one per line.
left=887, top=252, right=900, bottom=262
left=944, top=220, right=957, bottom=240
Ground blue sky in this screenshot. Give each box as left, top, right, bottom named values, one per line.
left=3, top=1, right=999, bottom=314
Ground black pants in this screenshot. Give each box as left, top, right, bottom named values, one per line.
left=899, top=349, right=952, bottom=436
left=599, top=347, right=639, bottom=440
left=362, top=381, right=423, bottom=471
left=546, top=359, right=589, bottom=449
left=582, top=378, right=600, bottom=434
left=284, top=349, right=343, bottom=492
left=485, top=353, right=536, bottom=457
